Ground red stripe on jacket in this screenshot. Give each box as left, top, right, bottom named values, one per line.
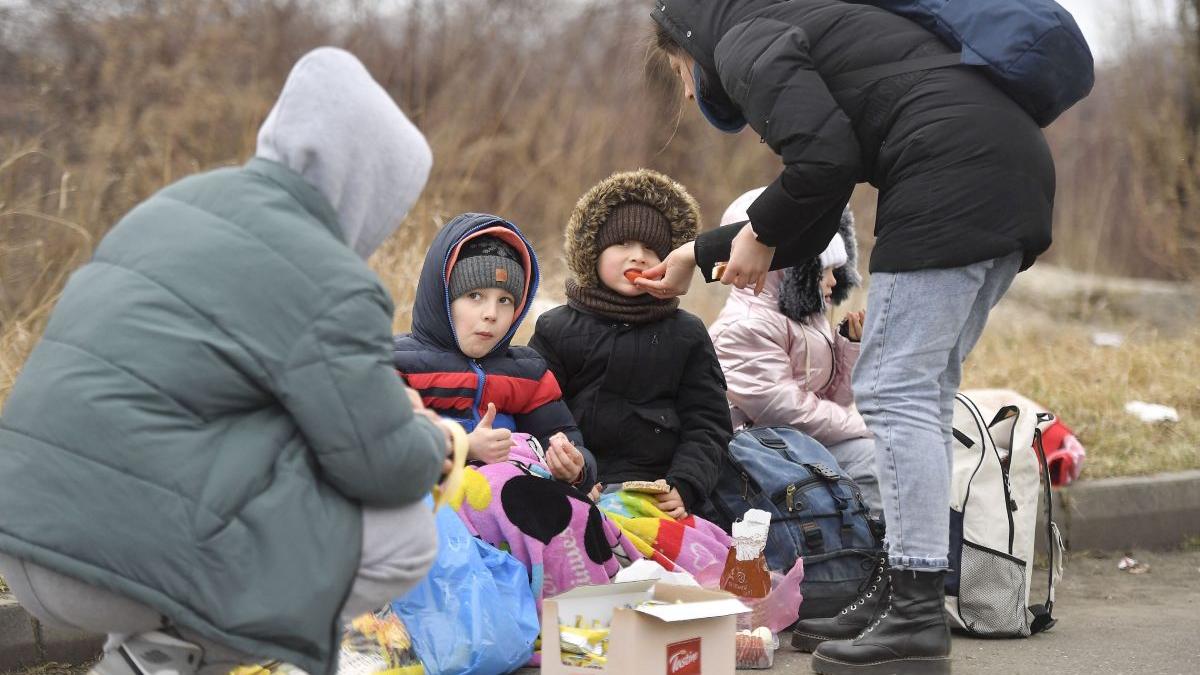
left=398, top=369, right=563, bottom=417
left=403, top=371, right=477, bottom=390
left=422, top=396, right=474, bottom=411
left=482, top=371, right=563, bottom=415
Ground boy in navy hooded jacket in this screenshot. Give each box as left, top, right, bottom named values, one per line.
left=394, top=213, right=597, bottom=488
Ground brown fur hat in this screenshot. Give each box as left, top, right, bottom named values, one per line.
left=565, top=169, right=701, bottom=288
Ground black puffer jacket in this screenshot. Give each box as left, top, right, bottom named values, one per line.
left=529, top=306, right=732, bottom=511
left=652, top=0, right=1055, bottom=275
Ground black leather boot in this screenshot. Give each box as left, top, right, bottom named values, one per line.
left=810, top=568, right=951, bottom=675
left=792, top=553, right=888, bottom=652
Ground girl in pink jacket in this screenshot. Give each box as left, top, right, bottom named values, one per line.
left=709, top=188, right=881, bottom=516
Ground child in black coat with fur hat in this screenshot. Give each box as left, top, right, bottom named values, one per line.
left=529, top=170, right=732, bottom=518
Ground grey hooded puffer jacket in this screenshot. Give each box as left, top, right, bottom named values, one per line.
left=0, top=48, right=438, bottom=675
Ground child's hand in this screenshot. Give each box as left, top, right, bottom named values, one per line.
left=845, top=310, right=865, bottom=342
left=654, top=484, right=688, bottom=520
left=546, top=432, right=584, bottom=483
left=588, top=483, right=603, bottom=501
left=468, top=402, right=512, bottom=464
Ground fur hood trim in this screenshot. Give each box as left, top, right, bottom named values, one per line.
left=565, top=169, right=700, bottom=287
left=779, top=207, right=861, bottom=321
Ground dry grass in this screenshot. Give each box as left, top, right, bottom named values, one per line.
left=963, top=316, right=1200, bottom=479
left=1, top=0, right=1198, bottom=478
left=1043, top=4, right=1200, bottom=281
left=0, top=0, right=772, bottom=400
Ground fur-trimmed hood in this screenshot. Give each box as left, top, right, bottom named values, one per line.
left=778, top=207, right=861, bottom=320
left=565, top=169, right=700, bottom=288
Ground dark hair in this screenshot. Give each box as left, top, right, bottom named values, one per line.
left=644, top=22, right=685, bottom=96
left=643, top=21, right=688, bottom=129
left=653, top=21, right=685, bottom=57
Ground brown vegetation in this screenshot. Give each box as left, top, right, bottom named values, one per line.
left=1, top=0, right=1196, bottom=476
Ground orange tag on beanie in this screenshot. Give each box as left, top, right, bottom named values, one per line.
left=495, top=268, right=508, bottom=283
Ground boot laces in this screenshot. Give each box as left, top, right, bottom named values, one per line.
left=843, top=578, right=879, bottom=613
left=843, top=558, right=886, bottom=614
left=856, top=591, right=893, bottom=639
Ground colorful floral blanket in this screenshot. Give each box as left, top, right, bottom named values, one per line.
left=447, top=438, right=633, bottom=607
left=447, top=435, right=732, bottom=605
left=596, top=490, right=730, bottom=588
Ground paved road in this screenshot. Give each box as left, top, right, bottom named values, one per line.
left=774, top=548, right=1200, bottom=674
left=13, top=549, right=1199, bottom=674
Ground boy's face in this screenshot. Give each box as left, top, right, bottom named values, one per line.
left=451, top=287, right=517, bottom=359
left=598, top=240, right=662, bottom=297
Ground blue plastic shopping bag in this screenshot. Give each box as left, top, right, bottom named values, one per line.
left=391, top=501, right=539, bottom=674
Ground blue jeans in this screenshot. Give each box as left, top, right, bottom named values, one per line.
left=852, top=252, right=1022, bottom=571
left=826, top=437, right=882, bottom=519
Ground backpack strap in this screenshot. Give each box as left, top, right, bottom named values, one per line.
left=805, top=462, right=860, bottom=545
left=800, top=521, right=826, bottom=554
left=987, top=405, right=1021, bottom=429
left=749, top=427, right=789, bottom=451
left=827, top=53, right=963, bottom=92
left=1029, top=412, right=1060, bottom=634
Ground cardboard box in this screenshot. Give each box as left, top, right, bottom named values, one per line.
left=540, top=581, right=750, bottom=675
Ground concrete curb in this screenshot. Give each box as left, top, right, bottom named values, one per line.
left=1039, top=469, right=1200, bottom=553
left=3, top=470, right=1199, bottom=672
left=0, top=595, right=104, bottom=672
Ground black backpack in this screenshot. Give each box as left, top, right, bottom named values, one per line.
left=701, top=426, right=884, bottom=619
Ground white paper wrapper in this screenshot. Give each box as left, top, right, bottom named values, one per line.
left=614, top=558, right=700, bottom=586
left=731, top=509, right=771, bottom=561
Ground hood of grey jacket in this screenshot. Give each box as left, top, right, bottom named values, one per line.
left=256, top=47, right=432, bottom=259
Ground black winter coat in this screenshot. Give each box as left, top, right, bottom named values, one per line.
left=652, top=0, right=1056, bottom=275
left=529, top=305, right=733, bottom=511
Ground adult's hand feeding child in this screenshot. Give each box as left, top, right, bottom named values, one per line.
left=635, top=240, right=697, bottom=299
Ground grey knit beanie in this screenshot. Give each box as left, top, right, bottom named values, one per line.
left=449, top=235, right=525, bottom=302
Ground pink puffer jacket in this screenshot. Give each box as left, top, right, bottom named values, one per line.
left=708, top=271, right=869, bottom=446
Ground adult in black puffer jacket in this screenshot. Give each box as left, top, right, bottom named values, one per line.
left=529, top=169, right=732, bottom=517
left=648, top=0, right=1054, bottom=279
left=641, top=3, right=1069, bottom=674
